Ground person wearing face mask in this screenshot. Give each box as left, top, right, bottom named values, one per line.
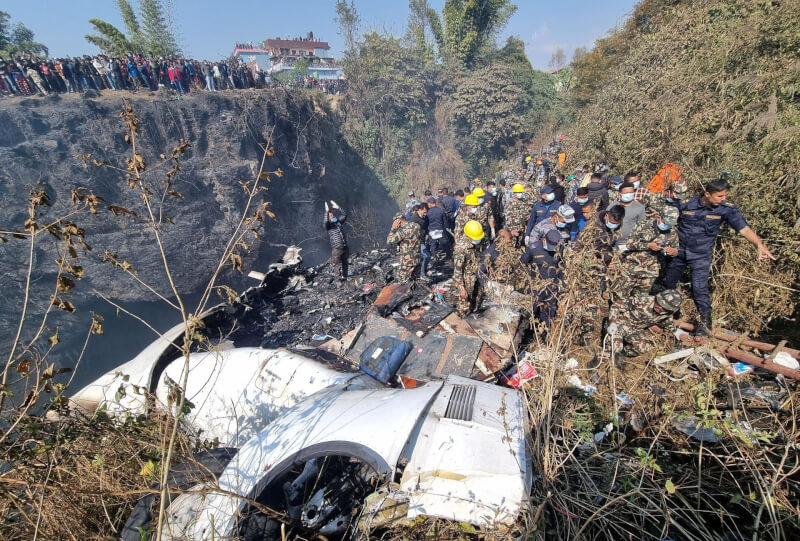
left=625, top=171, right=650, bottom=202
left=529, top=204, right=576, bottom=246
left=658, top=177, right=774, bottom=336
left=453, top=194, right=488, bottom=242
left=471, top=187, right=497, bottom=239
left=324, top=200, right=349, bottom=280
left=521, top=229, right=564, bottom=329
left=503, top=184, right=530, bottom=247
left=645, top=181, right=688, bottom=219
left=453, top=221, right=487, bottom=317
left=485, top=180, right=503, bottom=230
left=610, top=206, right=679, bottom=304
left=525, top=185, right=561, bottom=243
left=570, top=187, right=590, bottom=224
left=609, top=181, right=646, bottom=247
left=567, top=204, right=625, bottom=346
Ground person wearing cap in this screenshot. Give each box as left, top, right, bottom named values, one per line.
left=525, top=185, right=562, bottom=242
left=658, top=177, right=774, bottom=336
left=645, top=181, right=688, bottom=219
left=610, top=206, right=679, bottom=303
left=404, top=190, right=421, bottom=218
left=387, top=211, right=422, bottom=283
left=606, top=289, right=683, bottom=369
left=529, top=204, right=576, bottom=245
left=453, top=221, right=487, bottom=316
left=521, top=229, right=564, bottom=329
left=606, top=175, right=624, bottom=205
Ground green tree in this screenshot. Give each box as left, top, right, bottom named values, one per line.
left=0, top=11, right=11, bottom=52
left=117, top=0, right=144, bottom=51
left=139, top=0, right=180, bottom=57
left=447, top=64, right=528, bottom=172
left=0, top=15, right=48, bottom=56
left=427, top=0, right=516, bottom=69
left=405, top=0, right=435, bottom=63
left=85, top=18, right=134, bottom=56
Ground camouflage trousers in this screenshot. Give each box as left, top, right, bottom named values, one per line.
left=396, top=251, right=421, bottom=283
left=609, top=324, right=657, bottom=357
left=608, top=269, right=658, bottom=305
left=456, top=273, right=483, bottom=317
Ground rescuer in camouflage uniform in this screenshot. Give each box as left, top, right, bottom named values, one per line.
left=607, top=289, right=683, bottom=368
left=387, top=214, right=422, bottom=282
left=504, top=183, right=532, bottom=247
left=454, top=194, right=491, bottom=242
left=453, top=221, right=486, bottom=317
left=645, top=182, right=688, bottom=219
left=610, top=206, right=679, bottom=303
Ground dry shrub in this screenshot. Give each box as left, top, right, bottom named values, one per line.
left=0, top=409, right=194, bottom=540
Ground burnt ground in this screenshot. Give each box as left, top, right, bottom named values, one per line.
left=221, top=249, right=454, bottom=351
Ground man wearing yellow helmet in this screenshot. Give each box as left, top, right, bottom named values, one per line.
left=472, top=187, right=496, bottom=238
left=453, top=220, right=486, bottom=316
left=504, top=183, right=530, bottom=247
left=454, top=193, right=491, bottom=242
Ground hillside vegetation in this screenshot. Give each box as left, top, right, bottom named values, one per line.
left=568, top=0, right=800, bottom=330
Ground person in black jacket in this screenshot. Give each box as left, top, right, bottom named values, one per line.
left=425, top=197, right=450, bottom=260
left=324, top=200, right=349, bottom=280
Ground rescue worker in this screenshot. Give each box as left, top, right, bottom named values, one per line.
left=471, top=187, right=496, bottom=238
left=521, top=229, right=563, bottom=329
left=478, top=229, right=515, bottom=288
left=387, top=212, right=422, bottom=283
left=504, top=183, right=530, bottom=247
left=453, top=221, right=487, bottom=317
left=571, top=205, right=626, bottom=345
left=610, top=206, right=679, bottom=303
left=645, top=181, right=688, bottom=219
left=409, top=203, right=431, bottom=277
left=525, top=185, right=561, bottom=242
left=454, top=194, right=490, bottom=242
left=324, top=200, right=348, bottom=280
left=607, top=289, right=683, bottom=369
left=404, top=190, right=421, bottom=217
left=659, top=178, right=774, bottom=335
left=529, top=204, right=576, bottom=245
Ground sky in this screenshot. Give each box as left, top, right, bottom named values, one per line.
left=2, top=0, right=638, bottom=70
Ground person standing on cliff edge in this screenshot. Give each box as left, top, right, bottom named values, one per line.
left=324, top=200, right=349, bottom=281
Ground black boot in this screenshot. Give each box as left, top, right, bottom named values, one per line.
left=614, top=351, right=627, bottom=370
left=695, top=313, right=712, bottom=336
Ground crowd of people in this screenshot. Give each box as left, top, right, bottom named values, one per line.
left=326, top=145, right=774, bottom=368
left=0, top=52, right=346, bottom=98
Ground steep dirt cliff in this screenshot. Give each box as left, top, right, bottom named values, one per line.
left=0, top=89, right=395, bottom=371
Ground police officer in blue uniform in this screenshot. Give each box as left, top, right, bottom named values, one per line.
left=660, top=178, right=774, bottom=335
left=521, top=229, right=563, bottom=329
left=525, top=185, right=561, bottom=242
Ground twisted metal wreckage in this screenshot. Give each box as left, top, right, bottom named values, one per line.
left=67, top=247, right=798, bottom=539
